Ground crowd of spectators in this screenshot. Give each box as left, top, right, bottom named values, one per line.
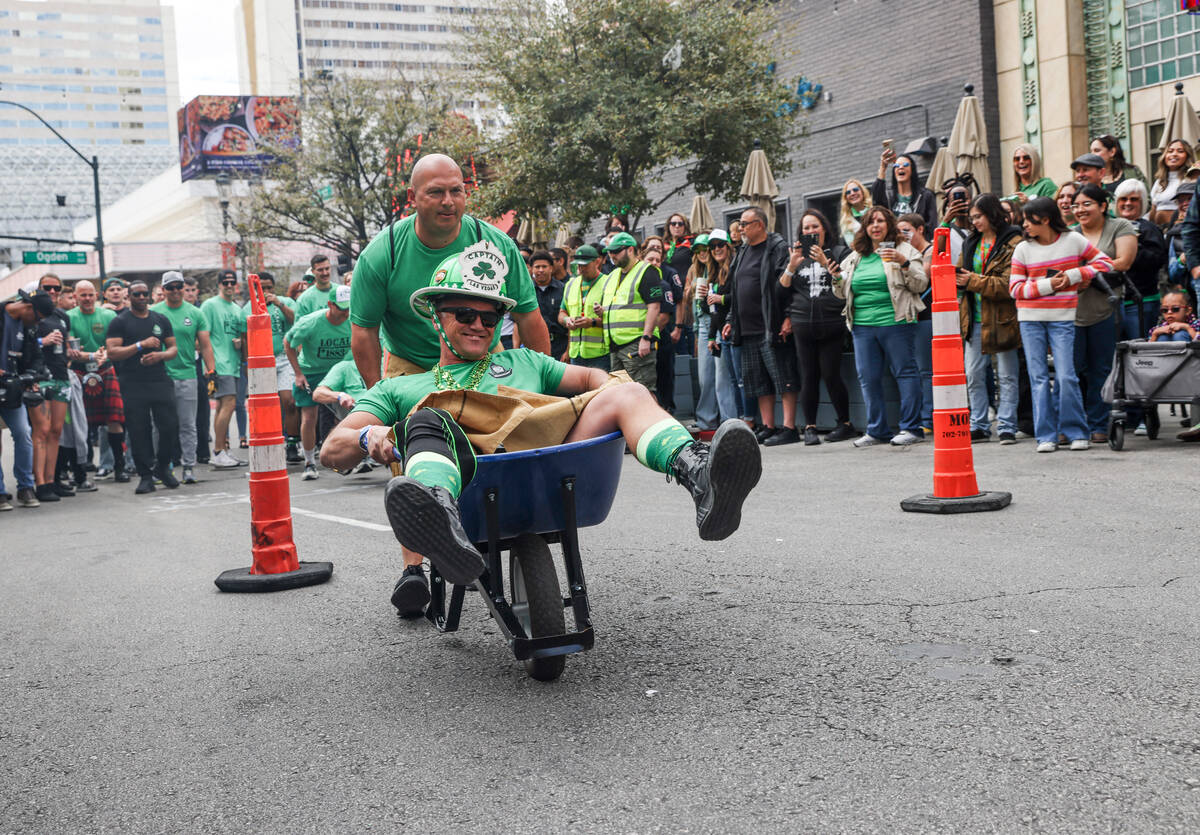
left=2, top=134, right=1200, bottom=510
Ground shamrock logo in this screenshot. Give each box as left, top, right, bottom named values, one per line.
left=472, top=263, right=496, bottom=281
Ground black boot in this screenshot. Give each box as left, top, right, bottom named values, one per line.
left=390, top=565, right=431, bottom=618
left=671, top=419, right=762, bottom=541
left=109, top=430, right=130, bottom=483
left=384, top=476, right=484, bottom=585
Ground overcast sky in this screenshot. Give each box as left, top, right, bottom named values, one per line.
left=164, top=0, right=241, bottom=102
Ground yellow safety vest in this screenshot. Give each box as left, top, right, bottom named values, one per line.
left=562, top=275, right=608, bottom=359
left=601, top=260, right=657, bottom=348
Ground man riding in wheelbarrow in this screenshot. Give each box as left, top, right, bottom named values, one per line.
left=322, top=241, right=762, bottom=617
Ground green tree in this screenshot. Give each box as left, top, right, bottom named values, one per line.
left=462, top=0, right=801, bottom=230
left=241, top=73, right=485, bottom=257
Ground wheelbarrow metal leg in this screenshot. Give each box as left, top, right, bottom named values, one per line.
left=425, top=566, right=465, bottom=633
left=559, top=476, right=593, bottom=630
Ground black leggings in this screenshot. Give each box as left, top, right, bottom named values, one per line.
left=791, top=318, right=850, bottom=426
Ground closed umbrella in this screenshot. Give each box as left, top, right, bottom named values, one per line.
left=947, top=84, right=991, bottom=194
left=553, top=224, right=571, bottom=249
left=925, top=139, right=957, bottom=201
left=740, top=140, right=779, bottom=230
left=689, top=195, right=715, bottom=234
left=516, top=216, right=548, bottom=247
left=1160, top=82, right=1200, bottom=153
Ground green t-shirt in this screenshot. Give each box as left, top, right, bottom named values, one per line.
left=295, top=283, right=336, bottom=320
left=244, top=297, right=295, bottom=356
left=354, top=348, right=566, bottom=424
left=284, top=308, right=351, bottom=376
left=350, top=214, right=539, bottom=370
left=851, top=254, right=896, bottom=327
left=199, top=296, right=247, bottom=376
left=67, top=306, right=116, bottom=353
left=151, top=301, right=208, bottom=381
left=320, top=356, right=368, bottom=400
left=1018, top=177, right=1057, bottom=198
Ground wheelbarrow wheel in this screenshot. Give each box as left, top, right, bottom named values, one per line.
left=1108, top=418, right=1125, bottom=451
left=509, top=533, right=566, bottom=682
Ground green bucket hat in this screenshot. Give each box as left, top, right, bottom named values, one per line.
left=409, top=240, right=517, bottom=320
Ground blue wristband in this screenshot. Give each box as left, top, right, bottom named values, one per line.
left=358, top=426, right=370, bottom=453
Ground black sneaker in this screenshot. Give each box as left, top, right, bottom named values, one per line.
left=135, top=477, right=156, bottom=494
left=824, top=423, right=857, bottom=443
left=998, top=432, right=1017, bottom=445
left=390, top=565, right=431, bottom=619
left=671, top=419, right=762, bottom=541
left=970, top=429, right=991, bottom=442
left=285, top=443, right=303, bottom=464
left=763, top=426, right=800, bottom=446
left=803, top=426, right=821, bottom=446
left=35, top=484, right=61, bottom=503
left=74, top=478, right=97, bottom=492
left=114, top=470, right=130, bottom=484
left=753, top=424, right=775, bottom=444
left=52, top=481, right=75, bottom=498
left=156, top=469, right=180, bottom=489
left=384, top=476, right=485, bottom=585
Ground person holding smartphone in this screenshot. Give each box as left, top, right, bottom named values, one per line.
left=1008, top=198, right=1112, bottom=452
left=779, top=210, right=855, bottom=444
left=830, top=206, right=928, bottom=447
left=872, top=142, right=938, bottom=236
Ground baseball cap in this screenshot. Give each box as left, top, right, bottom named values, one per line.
left=708, top=229, right=730, bottom=244
left=1071, top=153, right=1105, bottom=170
left=18, top=289, right=56, bottom=317
left=1176, top=180, right=1196, bottom=196
left=604, top=231, right=638, bottom=252
left=693, top=234, right=710, bottom=248
left=161, top=270, right=185, bottom=288
left=571, top=244, right=601, bottom=263
left=218, top=269, right=237, bottom=282
left=102, top=277, right=126, bottom=291
left=410, top=240, right=517, bottom=319
left=331, top=284, right=352, bottom=309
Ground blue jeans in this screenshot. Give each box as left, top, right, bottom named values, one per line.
left=1020, top=320, right=1087, bottom=444
left=693, top=315, right=720, bottom=430
left=0, top=404, right=35, bottom=493
left=851, top=322, right=923, bottom=440
left=1120, top=299, right=1158, bottom=342
left=964, top=328, right=1019, bottom=435
left=916, top=317, right=934, bottom=428
left=1074, top=312, right=1118, bottom=434
left=569, top=355, right=611, bottom=370
left=715, top=337, right=748, bottom=421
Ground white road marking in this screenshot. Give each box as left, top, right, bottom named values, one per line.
left=289, top=506, right=392, bottom=532
left=142, top=480, right=391, bottom=533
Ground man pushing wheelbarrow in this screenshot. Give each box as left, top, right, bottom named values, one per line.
left=321, top=240, right=762, bottom=619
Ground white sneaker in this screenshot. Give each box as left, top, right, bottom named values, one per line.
left=1069, top=439, right=1090, bottom=451
left=890, top=430, right=925, bottom=446
left=302, top=463, right=319, bottom=480
left=211, top=450, right=241, bottom=469
left=1036, top=441, right=1056, bottom=453
left=1134, top=422, right=1147, bottom=436
left=853, top=434, right=885, bottom=448
left=350, top=459, right=375, bottom=475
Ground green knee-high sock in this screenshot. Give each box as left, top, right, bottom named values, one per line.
left=405, top=450, right=464, bottom=499
left=635, top=418, right=695, bottom=474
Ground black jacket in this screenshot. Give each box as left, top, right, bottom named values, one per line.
left=870, top=178, right=939, bottom=235
left=727, top=231, right=790, bottom=346
left=1127, top=217, right=1167, bottom=298
left=1182, top=188, right=1200, bottom=274
left=0, top=303, right=45, bottom=378
left=782, top=242, right=851, bottom=326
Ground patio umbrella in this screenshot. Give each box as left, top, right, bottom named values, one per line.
left=689, top=195, right=715, bottom=234
left=553, top=224, right=572, bottom=249
left=516, top=216, right=548, bottom=247
left=739, top=140, right=779, bottom=230
left=925, top=138, right=957, bottom=200
left=947, top=84, right=991, bottom=194
left=1160, top=82, right=1200, bottom=153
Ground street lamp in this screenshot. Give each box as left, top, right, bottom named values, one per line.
left=214, top=171, right=232, bottom=237
left=0, top=100, right=106, bottom=280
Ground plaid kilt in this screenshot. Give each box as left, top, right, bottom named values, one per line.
left=740, top=336, right=798, bottom=399
left=77, top=365, right=124, bottom=425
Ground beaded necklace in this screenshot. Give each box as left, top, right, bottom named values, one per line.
left=432, top=352, right=492, bottom=391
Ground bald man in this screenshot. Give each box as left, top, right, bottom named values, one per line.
left=349, top=153, right=549, bottom=387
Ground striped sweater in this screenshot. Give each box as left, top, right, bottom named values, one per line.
left=1009, top=231, right=1113, bottom=321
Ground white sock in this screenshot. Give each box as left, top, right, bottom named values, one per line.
left=303, top=448, right=315, bottom=465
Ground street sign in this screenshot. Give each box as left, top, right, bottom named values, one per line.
left=316, top=184, right=333, bottom=202
left=23, top=251, right=88, bottom=265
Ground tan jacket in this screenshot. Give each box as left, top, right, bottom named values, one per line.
left=834, top=241, right=928, bottom=329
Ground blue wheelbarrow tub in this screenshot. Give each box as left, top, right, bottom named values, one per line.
left=457, top=431, right=626, bottom=543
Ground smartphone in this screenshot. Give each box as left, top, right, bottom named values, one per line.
left=798, top=233, right=819, bottom=253
left=882, top=138, right=895, bottom=155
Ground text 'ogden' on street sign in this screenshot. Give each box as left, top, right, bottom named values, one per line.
left=23, top=251, right=88, bottom=265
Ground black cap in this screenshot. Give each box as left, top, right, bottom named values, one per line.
left=1176, top=180, right=1196, bottom=196
left=18, top=289, right=56, bottom=317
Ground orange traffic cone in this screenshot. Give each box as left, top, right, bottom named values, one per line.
left=901, top=229, right=1011, bottom=514
left=215, top=274, right=334, bottom=591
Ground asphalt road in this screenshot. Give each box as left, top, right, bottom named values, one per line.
left=2, top=431, right=1198, bottom=833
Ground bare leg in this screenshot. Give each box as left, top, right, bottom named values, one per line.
left=40, top=401, right=66, bottom=484
left=781, top=391, right=797, bottom=429
left=213, top=395, right=235, bottom=453
left=28, top=402, right=49, bottom=484
left=279, top=389, right=299, bottom=437
left=400, top=545, right=423, bottom=568
left=757, top=394, right=776, bottom=428
left=299, top=405, right=317, bottom=453
left=564, top=383, right=678, bottom=450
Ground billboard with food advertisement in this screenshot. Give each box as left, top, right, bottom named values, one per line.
left=178, top=95, right=300, bottom=181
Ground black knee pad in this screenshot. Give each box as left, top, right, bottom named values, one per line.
left=396, top=407, right=477, bottom=487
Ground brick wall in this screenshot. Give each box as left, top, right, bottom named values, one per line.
left=614, top=0, right=1003, bottom=241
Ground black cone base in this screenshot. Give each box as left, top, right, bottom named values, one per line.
left=215, top=561, right=334, bottom=593
left=900, top=491, right=1012, bottom=514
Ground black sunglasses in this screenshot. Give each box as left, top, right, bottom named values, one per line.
left=129, top=291, right=150, bottom=298
left=220, top=280, right=237, bottom=286
left=1161, top=305, right=1185, bottom=314
left=439, top=306, right=501, bottom=328
left=709, top=241, right=727, bottom=249
left=42, top=284, right=62, bottom=292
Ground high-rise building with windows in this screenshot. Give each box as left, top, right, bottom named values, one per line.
left=236, top=0, right=498, bottom=128
left=0, top=0, right=179, bottom=147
